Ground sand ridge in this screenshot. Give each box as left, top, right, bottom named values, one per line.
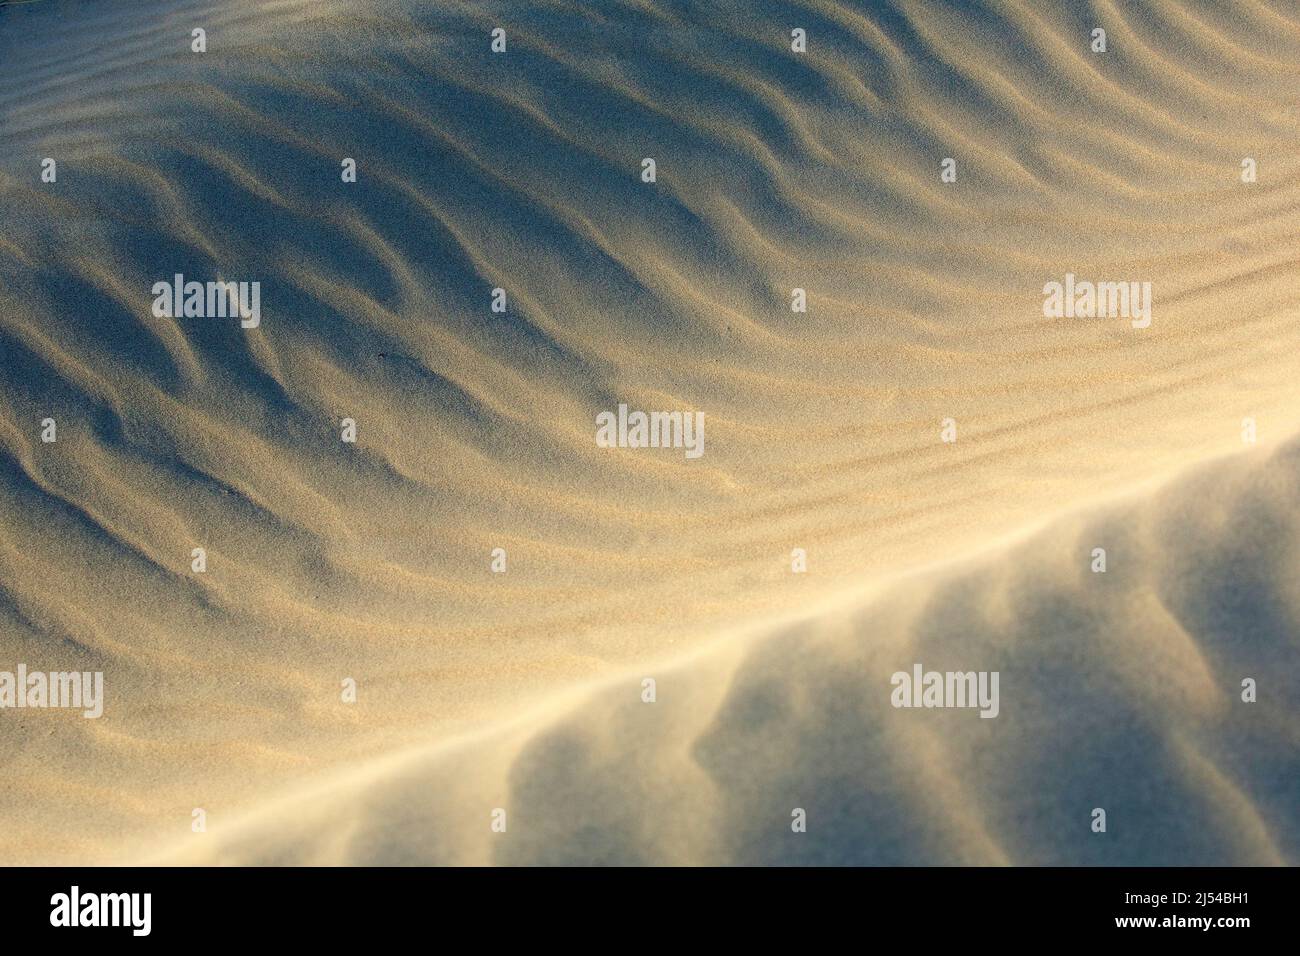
left=149, top=432, right=1300, bottom=865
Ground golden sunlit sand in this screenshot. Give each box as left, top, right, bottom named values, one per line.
left=0, top=0, right=1296, bottom=865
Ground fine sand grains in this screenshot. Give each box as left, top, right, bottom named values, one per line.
left=0, top=0, right=1297, bottom=863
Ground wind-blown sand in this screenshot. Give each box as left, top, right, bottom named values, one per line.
left=0, top=0, right=1297, bottom=865
left=153, top=434, right=1300, bottom=865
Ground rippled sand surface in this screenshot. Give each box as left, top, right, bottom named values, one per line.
left=0, top=0, right=1297, bottom=864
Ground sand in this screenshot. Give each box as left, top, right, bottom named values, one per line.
left=0, top=0, right=1296, bottom=865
